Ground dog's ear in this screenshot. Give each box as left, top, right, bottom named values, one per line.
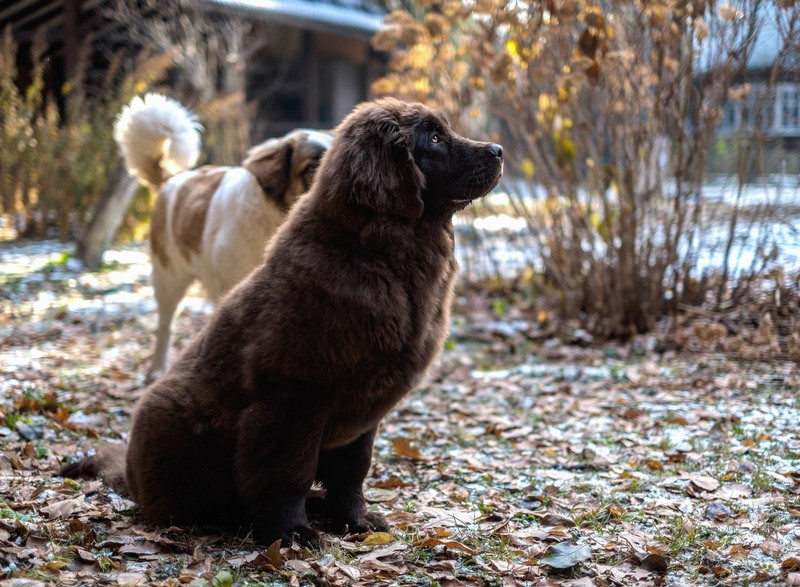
left=243, top=137, right=294, bottom=208
left=339, top=110, right=425, bottom=220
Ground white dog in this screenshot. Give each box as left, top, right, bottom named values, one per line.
left=115, top=94, right=331, bottom=381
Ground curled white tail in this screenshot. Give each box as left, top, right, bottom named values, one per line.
left=114, top=93, right=202, bottom=188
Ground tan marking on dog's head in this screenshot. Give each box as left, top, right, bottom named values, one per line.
left=244, top=129, right=331, bottom=211
left=150, top=192, right=171, bottom=269
left=171, top=167, right=226, bottom=262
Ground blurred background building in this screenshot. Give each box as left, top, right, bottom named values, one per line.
left=1, top=0, right=386, bottom=139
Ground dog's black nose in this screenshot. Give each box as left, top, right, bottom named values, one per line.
left=489, top=144, right=503, bottom=159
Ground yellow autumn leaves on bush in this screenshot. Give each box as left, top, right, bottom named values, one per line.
left=371, top=0, right=796, bottom=337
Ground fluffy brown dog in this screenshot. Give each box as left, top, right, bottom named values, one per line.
left=62, top=97, right=504, bottom=545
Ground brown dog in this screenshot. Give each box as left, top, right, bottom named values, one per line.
left=62, top=98, right=504, bottom=545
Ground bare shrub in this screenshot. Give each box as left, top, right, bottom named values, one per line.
left=0, top=27, right=169, bottom=239
left=0, top=0, right=260, bottom=243
left=374, top=0, right=799, bottom=339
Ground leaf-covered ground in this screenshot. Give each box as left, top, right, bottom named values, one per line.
left=1, top=240, right=799, bottom=587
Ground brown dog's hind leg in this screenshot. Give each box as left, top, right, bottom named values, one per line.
left=235, top=403, right=322, bottom=546
left=316, top=427, right=388, bottom=535
left=124, top=389, right=241, bottom=528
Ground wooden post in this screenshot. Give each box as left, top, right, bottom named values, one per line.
left=63, top=0, right=81, bottom=81
left=75, top=166, right=140, bottom=271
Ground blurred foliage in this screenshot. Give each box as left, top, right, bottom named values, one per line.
left=0, top=0, right=257, bottom=242
left=373, top=0, right=799, bottom=338
left=0, top=26, right=169, bottom=240
left=107, top=0, right=253, bottom=167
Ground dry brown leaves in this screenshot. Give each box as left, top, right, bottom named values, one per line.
left=1, top=242, right=799, bottom=586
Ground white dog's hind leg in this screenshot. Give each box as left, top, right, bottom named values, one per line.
left=148, top=266, right=193, bottom=383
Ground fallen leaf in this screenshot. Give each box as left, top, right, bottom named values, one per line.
left=712, top=483, right=752, bottom=500
left=118, top=542, right=160, bottom=556
left=688, top=474, right=720, bottom=493
left=227, top=553, right=257, bottom=568
left=360, top=532, right=395, bottom=546
left=782, top=555, right=800, bottom=570
left=113, top=572, right=148, bottom=586
left=73, top=546, right=97, bottom=564
left=179, top=557, right=213, bottom=583
left=547, top=526, right=571, bottom=538
left=728, top=544, right=748, bottom=560
left=418, top=505, right=480, bottom=527
left=414, top=538, right=478, bottom=555
left=384, top=510, right=418, bottom=529
left=540, top=513, right=577, bottom=527
left=645, top=459, right=664, bottom=471
left=704, top=501, right=732, bottom=521
left=391, top=437, right=424, bottom=460
left=334, top=560, right=361, bottom=580
left=541, top=470, right=577, bottom=481
left=95, top=555, right=125, bottom=571
left=639, top=552, right=668, bottom=573
left=357, top=542, right=407, bottom=563
left=263, top=539, right=282, bottom=569
left=360, top=557, right=407, bottom=574
left=110, top=496, right=138, bottom=512
left=753, top=569, right=772, bottom=582
left=372, top=476, right=410, bottom=488
left=364, top=487, right=399, bottom=503
left=539, top=541, right=592, bottom=569
left=42, top=560, right=68, bottom=572
left=760, top=539, right=783, bottom=557
left=39, top=497, right=90, bottom=518
left=766, top=471, right=792, bottom=484
left=283, top=559, right=314, bottom=574
left=489, top=558, right=528, bottom=575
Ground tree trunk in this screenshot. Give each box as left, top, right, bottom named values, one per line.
left=75, top=165, right=140, bottom=270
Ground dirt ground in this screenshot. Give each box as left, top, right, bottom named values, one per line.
left=1, top=241, right=799, bottom=586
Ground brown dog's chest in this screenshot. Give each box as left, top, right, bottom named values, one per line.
left=199, top=218, right=457, bottom=450
left=319, top=236, right=456, bottom=448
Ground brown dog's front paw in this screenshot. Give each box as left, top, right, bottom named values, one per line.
left=285, top=524, right=320, bottom=547
left=361, top=511, right=389, bottom=532
left=334, top=511, right=389, bottom=535
left=256, top=523, right=320, bottom=547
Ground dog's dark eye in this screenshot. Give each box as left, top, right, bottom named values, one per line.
left=431, top=132, right=440, bottom=144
